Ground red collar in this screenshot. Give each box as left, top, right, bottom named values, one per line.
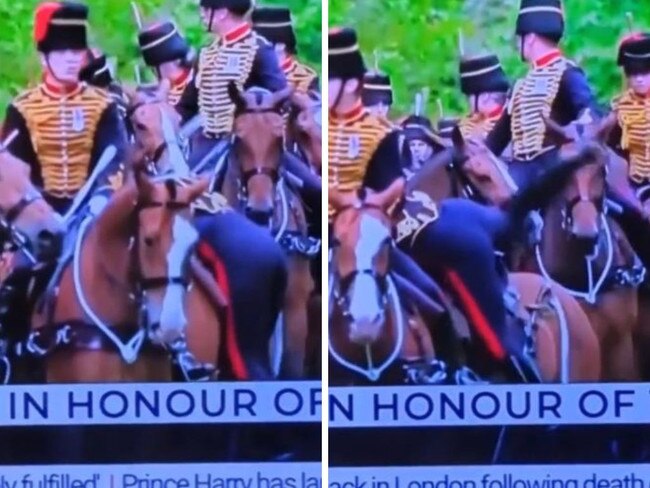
left=42, top=76, right=83, bottom=98
left=330, top=101, right=365, bottom=125
left=222, top=23, right=252, bottom=45
left=533, top=50, right=563, bottom=69
left=630, top=88, right=650, bottom=100
left=172, top=68, right=192, bottom=89
left=281, top=56, right=296, bottom=73
left=486, top=105, right=505, bottom=120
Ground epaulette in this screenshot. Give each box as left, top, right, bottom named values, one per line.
left=12, top=86, right=40, bottom=104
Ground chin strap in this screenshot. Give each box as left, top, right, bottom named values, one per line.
left=45, top=54, right=79, bottom=88
left=208, top=8, right=215, bottom=33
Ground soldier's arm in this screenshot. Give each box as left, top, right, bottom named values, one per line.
left=250, top=42, right=288, bottom=92
left=176, top=62, right=200, bottom=124
left=2, top=104, right=41, bottom=185
left=90, top=103, right=128, bottom=187
left=559, top=66, right=600, bottom=119
left=363, top=131, right=406, bottom=192
left=485, top=110, right=512, bottom=157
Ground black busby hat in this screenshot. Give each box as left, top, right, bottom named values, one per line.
left=618, top=33, right=650, bottom=76
left=402, top=115, right=442, bottom=148
left=362, top=71, right=393, bottom=107
left=252, top=7, right=297, bottom=54
left=34, top=1, right=88, bottom=53
left=199, top=0, right=252, bottom=15
left=79, top=50, right=113, bottom=87
left=138, top=21, right=191, bottom=67
left=515, top=0, right=564, bottom=43
left=329, top=27, right=366, bottom=80
left=459, top=53, right=510, bottom=95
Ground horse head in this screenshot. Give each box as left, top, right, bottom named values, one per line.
left=450, top=126, right=518, bottom=206
left=330, top=179, right=404, bottom=345
left=131, top=163, right=208, bottom=344
left=124, top=79, right=189, bottom=177
left=0, top=143, right=64, bottom=262
left=228, top=81, right=293, bottom=225
left=544, top=116, right=612, bottom=244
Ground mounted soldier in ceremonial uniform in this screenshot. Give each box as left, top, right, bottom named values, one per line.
left=137, top=20, right=195, bottom=107
left=328, top=28, right=541, bottom=383
left=362, top=70, right=393, bottom=119
left=610, top=33, right=650, bottom=192
left=252, top=6, right=319, bottom=95
left=458, top=52, right=510, bottom=141
left=2, top=1, right=127, bottom=216
left=486, top=0, right=599, bottom=190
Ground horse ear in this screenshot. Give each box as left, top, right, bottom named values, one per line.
left=227, top=81, right=246, bottom=112
left=367, top=178, right=405, bottom=211
left=185, top=176, right=210, bottom=201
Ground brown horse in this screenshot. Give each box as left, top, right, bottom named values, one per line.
left=509, top=119, right=640, bottom=381
left=329, top=181, right=438, bottom=385
left=29, top=162, right=223, bottom=383
left=0, top=149, right=65, bottom=266
left=404, top=128, right=600, bottom=382
left=221, top=83, right=316, bottom=379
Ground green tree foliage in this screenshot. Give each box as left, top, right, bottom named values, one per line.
left=329, top=0, right=650, bottom=118
left=0, top=0, right=321, bottom=110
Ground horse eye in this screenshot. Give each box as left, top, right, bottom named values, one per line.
left=143, top=236, right=155, bottom=247
left=136, top=122, right=147, bottom=131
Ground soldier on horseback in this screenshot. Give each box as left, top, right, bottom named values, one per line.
left=400, top=104, right=447, bottom=177
left=2, top=1, right=127, bottom=215
left=137, top=20, right=195, bottom=106
left=251, top=6, right=319, bottom=94
left=458, top=52, right=510, bottom=141
left=329, top=27, right=542, bottom=383
left=486, top=0, right=599, bottom=189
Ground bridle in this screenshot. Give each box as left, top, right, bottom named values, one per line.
left=132, top=179, right=193, bottom=331
left=328, top=202, right=405, bottom=381
left=560, top=163, right=607, bottom=233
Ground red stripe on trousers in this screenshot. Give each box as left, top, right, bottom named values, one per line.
left=197, top=241, right=249, bottom=380
left=444, top=268, right=507, bottom=360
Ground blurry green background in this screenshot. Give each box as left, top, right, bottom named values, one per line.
left=329, top=0, right=650, bottom=118
left=0, top=0, right=321, bottom=110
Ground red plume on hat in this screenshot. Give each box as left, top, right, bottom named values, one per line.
left=34, top=2, right=62, bottom=43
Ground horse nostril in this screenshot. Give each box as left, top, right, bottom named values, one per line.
left=144, top=236, right=155, bottom=247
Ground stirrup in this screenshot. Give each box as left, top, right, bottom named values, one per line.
left=454, top=366, right=489, bottom=385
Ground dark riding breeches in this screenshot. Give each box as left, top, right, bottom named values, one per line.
left=508, top=149, right=560, bottom=192
left=399, top=198, right=514, bottom=361
left=194, top=211, right=288, bottom=380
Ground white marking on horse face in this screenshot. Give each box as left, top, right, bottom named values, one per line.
left=156, top=214, right=199, bottom=341
left=347, top=213, right=390, bottom=334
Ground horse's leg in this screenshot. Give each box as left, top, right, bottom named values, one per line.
left=280, top=256, right=313, bottom=379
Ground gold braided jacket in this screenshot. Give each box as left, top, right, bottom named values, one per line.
left=196, top=25, right=259, bottom=136
left=613, top=89, right=650, bottom=183
left=459, top=108, right=504, bottom=140
left=509, top=53, right=571, bottom=159
left=328, top=104, right=394, bottom=217
left=14, top=83, right=111, bottom=198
